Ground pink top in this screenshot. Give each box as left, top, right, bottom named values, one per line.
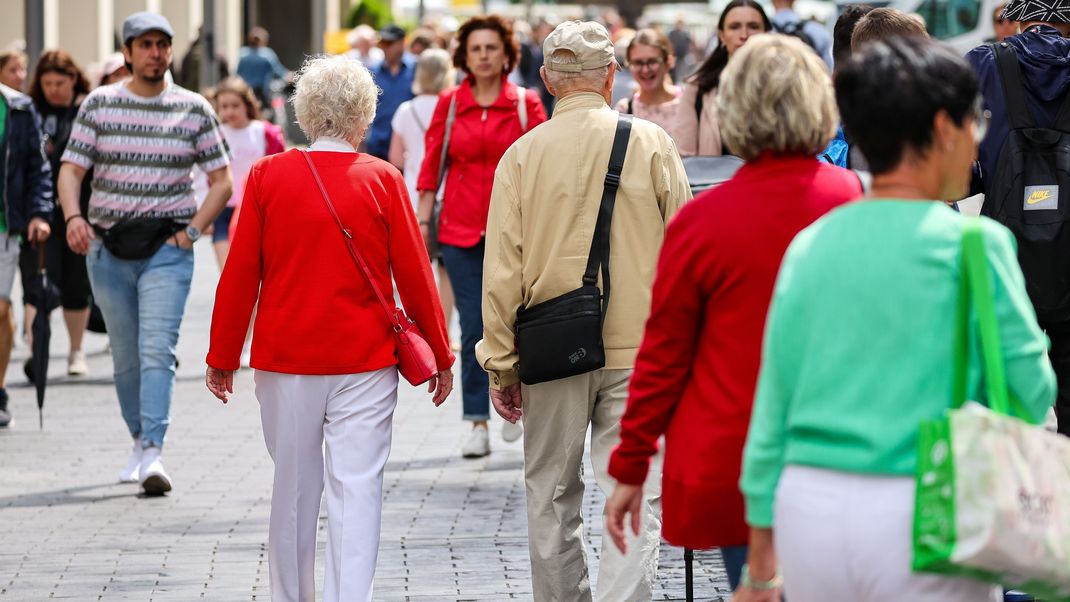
left=614, top=86, right=682, bottom=133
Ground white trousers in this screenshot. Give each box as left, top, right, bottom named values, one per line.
left=255, top=367, right=399, bottom=602
left=775, top=465, right=1001, bottom=602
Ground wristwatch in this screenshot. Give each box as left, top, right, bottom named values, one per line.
left=184, top=225, right=202, bottom=243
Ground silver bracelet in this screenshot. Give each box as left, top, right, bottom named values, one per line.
left=740, top=563, right=782, bottom=591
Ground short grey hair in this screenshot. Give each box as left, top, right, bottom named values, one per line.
left=543, top=49, right=612, bottom=94
left=717, top=34, right=838, bottom=162
left=413, top=48, right=455, bottom=96
left=292, top=55, right=379, bottom=143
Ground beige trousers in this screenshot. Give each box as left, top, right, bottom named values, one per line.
left=522, top=368, right=663, bottom=602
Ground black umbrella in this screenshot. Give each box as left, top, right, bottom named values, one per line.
left=26, top=245, right=59, bottom=429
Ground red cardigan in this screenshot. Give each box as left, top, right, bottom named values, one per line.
left=607, top=156, right=861, bottom=549
left=207, top=149, right=454, bottom=375
left=416, top=75, right=547, bottom=248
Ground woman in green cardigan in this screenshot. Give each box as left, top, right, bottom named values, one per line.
left=733, top=37, right=1056, bottom=601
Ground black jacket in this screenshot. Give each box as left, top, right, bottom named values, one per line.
left=1, top=83, right=54, bottom=233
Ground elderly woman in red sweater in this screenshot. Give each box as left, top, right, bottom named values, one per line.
left=416, top=15, right=547, bottom=457
left=604, top=34, right=862, bottom=595
left=205, top=55, right=454, bottom=602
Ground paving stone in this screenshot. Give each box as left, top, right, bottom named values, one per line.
left=0, top=243, right=729, bottom=601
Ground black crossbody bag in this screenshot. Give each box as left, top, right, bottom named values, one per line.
left=514, top=115, right=632, bottom=385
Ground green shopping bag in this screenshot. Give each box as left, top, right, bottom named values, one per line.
left=913, top=219, right=1070, bottom=600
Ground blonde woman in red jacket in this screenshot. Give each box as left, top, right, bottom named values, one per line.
left=604, top=34, right=861, bottom=597
left=205, top=55, right=454, bottom=602
left=416, top=15, right=547, bottom=458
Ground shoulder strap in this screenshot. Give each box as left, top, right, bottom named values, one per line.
left=517, top=86, right=528, bottom=132
left=992, top=42, right=1035, bottom=130
left=1056, top=81, right=1070, bottom=133
left=436, top=92, right=458, bottom=190
left=300, top=150, right=401, bottom=330
left=953, top=219, right=1011, bottom=416
left=411, top=101, right=429, bottom=133
left=583, top=114, right=633, bottom=326
left=627, top=96, right=634, bottom=115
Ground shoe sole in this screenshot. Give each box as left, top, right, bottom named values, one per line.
left=141, top=474, right=172, bottom=494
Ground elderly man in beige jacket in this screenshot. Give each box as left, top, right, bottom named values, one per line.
left=476, top=20, right=691, bottom=602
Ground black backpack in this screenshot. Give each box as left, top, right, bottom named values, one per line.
left=773, top=19, right=817, bottom=52
left=981, top=42, right=1070, bottom=322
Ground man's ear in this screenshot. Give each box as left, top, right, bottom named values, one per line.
left=540, top=66, right=557, bottom=97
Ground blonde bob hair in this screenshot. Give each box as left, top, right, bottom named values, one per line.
left=292, top=54, right=379, bottom=142
left=717, top=34, right=838, bottom=162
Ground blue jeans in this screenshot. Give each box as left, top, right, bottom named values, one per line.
left=87, top=240, right=194, bottom=448
left=439, top=241, right=489, bottom=421
left=720, top=545, right=748, bottom=591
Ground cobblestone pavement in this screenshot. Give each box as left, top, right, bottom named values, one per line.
left=0, top=245, right=730, bottom=601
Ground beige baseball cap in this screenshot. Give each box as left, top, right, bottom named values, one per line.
left=543, top=21, right=621, bottom=73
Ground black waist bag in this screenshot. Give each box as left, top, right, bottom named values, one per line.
left=515, top=115, right=632, bottom=385
left=95, top=218, right=181, bottom=260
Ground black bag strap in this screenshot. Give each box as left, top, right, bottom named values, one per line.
left=992, top=42, right=1036, bottom=130
left=582, top=114, right=633, bottom=325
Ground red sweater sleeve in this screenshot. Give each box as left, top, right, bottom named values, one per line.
left=207, top=160, right=266, bottom=370
left=387, top=169, right=455, bottom=371
left=608, top=210, right=707, bottom=485
left=416, top=89, right=454, bottom=193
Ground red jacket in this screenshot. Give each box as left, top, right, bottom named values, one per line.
left=416, top=75, right=547, bottom=247
left=207, top=149, right=455, bottom=375
left=607, top=156, right=861, bottom=549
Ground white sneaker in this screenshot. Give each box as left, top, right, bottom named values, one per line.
left=119, top=436, right=142, bottom=483
left=139, top=447, right=172, bottom=494
left=502, top=419, right=523, bottom=443
left=461, top=426, right=490, bottom=458
left=67, top=350, right=89, bottom=376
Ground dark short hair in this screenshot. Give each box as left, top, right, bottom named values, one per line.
left=28, top=50, right=91, bottom=110
left=833, top=4, right=874, bottom=66
left=851, top=8, right=928, bottom=51
left=835, top=36, right=978, bottom=175
left=453, top=15, right=519, bottom=74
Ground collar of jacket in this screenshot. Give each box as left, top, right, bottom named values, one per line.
left=457, top=72, right=520, bottom=109
left=0, top=83, right=32, bottom=112
left=550, top=91, right=608, bottom=116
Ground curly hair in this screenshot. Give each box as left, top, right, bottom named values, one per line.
left=28, top=50, right=90, bottom=110
left=453, top=15, right=519, bottom=74
left=212, top=76, right=262, bottom=121
left=292, top=55, right=379, bottom=143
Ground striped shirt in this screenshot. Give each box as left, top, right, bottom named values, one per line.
left=61, top=81, right=230, bottom=229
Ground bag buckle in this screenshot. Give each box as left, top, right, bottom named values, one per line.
left=604, top=172, right=621, bottom=189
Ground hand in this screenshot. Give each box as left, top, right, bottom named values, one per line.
left=606, top=483, right=644, bottom=554
left=419, top=222, right=433, bottom=254
left=490, top=383, right=522, bottom=422
left=27, top=217, right=51, bottom=243
left=65, top=216, right=94, bottom=255
left=730, top=586, right=782, bottom=602
left=167, top=230, right=194, bottom=250
left=206, top=366, right=235, bottom=403
left=428, top=369, right=453, bottom=406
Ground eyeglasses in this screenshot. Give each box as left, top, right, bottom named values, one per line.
left=629, top=58, right=665, bottom=71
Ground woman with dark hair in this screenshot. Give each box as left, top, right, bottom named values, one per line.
left=670, top=0, right=770, bottom=156
left=23, top=50, right=94, bottom=377
left=734, top=37, right=1054, bottom=601
left=416, top=15, right=547, bottom=457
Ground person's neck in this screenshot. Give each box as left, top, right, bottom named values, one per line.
left=472, top=75, right=502, bottom=105
left=126, top=75, right=167, bottom=98
left=385, top=57, right=403, bottom=74
left=870, top=169, right=940, bottom=201
left=773, top=1, right=793, bottom=12
left=638, top=83, right=675, bottom=105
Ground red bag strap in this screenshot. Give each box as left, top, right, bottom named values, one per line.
left=300, top=149, right=403, bottom=330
